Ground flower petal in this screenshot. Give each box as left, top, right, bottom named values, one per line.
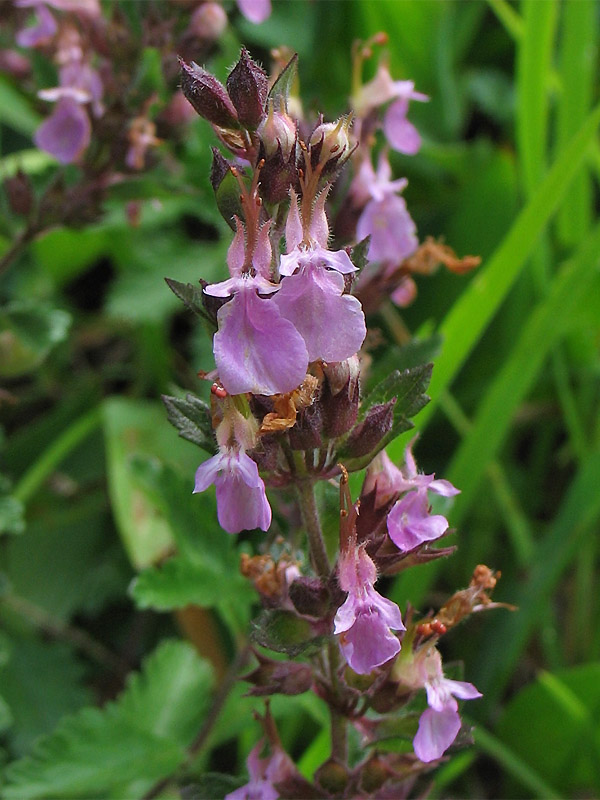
left=214, top=283, right=308, bottom=395
left=413, top=706, right=461, bottom=763
left=273, top=264, right=366, bottom=362
left=34, top=96, right=91, bottom=164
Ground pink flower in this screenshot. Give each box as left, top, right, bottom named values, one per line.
left=385, top=439, right=460, bottom=552
left=353, top=63, right=428, bottom=154
left=194, top=447, right=271, bottom=534
left=273, top=191, right=367, bottom=363
left=226, top=739, right=293, bottom=800
left=205, top=218, right=308, bottom=396
left=236, top=0, right=272, bottom=25
left=334, top=545, right=405, bottom=674
left=354, top=153, right=418, bottom=267
left=34, top=96, right=91, bottom=164
left=16, top=2, right=57, bottom=48
left=411, top=649, right=481, bottom=762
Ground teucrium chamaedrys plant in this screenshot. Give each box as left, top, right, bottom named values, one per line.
left=157, top=42, right=508, bottom=798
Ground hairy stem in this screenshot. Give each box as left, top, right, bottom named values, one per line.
left=294, top=478, right=330, bottom=578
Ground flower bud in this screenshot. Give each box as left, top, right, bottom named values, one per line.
left=309, top=115, right=352, bottom=172
left=257, top=100, right=296, bottom=158
left=314, top=759, right=349, bottom=795
left=321, top=365, right=360, bottom=438
left=188, top=2, right=228, bottom=40
left=242, top=650, right=313, bottom=696
left=343, top=398, right=395, bottom=459
left=225, top=47, right=268, bottom=128
left=179, top=59, right=239, bottom=128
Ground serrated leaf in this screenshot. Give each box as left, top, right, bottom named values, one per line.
left=348, top=365, right=432, bottom=465
left=162, top=393, right=217, bottom=455
left=251, top=609, right=324, bottom=657
left=0, top=639, right=92, bottom=757
left=131, top=554, right=252, bottom=613
left=360, top=364, right=432, bottom=423
left=268, top=53, right=298, bottom=110
left=3, top=640, right=214, bottom=800
left=164, top=278, right=213, bottom=325
left=350, top=236, right=371, bottom=271
left=128, top=458, right=254, bottom=634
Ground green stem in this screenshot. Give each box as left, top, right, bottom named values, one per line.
left=328, top=640, right=348, bottom=762
left=14, top=406, right=102, bottom=504
left=294, top=478, right=331, bottom=579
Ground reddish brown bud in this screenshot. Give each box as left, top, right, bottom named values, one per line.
left=242, top=650, right=313, bottom=696
left=179, top=59, right=239, bottom=128
left=226, top=48, right=268, bottom=128
left=343, top=398, right=395, bottom=459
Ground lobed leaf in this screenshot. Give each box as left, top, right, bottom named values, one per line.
left=3, top=640, right=214, bottom=799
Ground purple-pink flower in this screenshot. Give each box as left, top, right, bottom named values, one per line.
left=410, top=648, right=481, bottom=763
left=353, top=63, right=428, bottom=154
left=225, top=739, right=292, bottom=800
left=384, top=439, right=460, bottom=552
left=273, top=191, right=367, bottom=363
left=206, top=218, right=309, bottom=396
left=334, top=544, right=405, bottom=674
left=237, top=0, right=272, bottom=25
left=34, top=96, right=91, bottom=164
left=354, top=153, right=418, bottom=268
left=194, top=447, right=271, bottom=534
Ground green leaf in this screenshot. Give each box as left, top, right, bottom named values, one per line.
left=0, top=77, right=41, bottom=136
left=251, top=609, right=323, bottom=657
left=181, top=774, right=243, bottom=799
left=473, top=451, right=600, bottom=709
left=0, top=495, right=25, bottom=536
left=131, top=553, right=251, bottom=613
left=495, top=665, right=600, bottom=795
left=447, top=222, right=600, bottom=523
left=267, top=52, right=298, bottom=109
left=128, top=458, right=253, bottom=633
left=0, top=302, right=71, bottom=378
left=3, top=640, right=214, bottom=800
left=162, top=393, right=217, bottom=454
left=360, top=364, right=432, bottom=441
left=102, top=398, right=199, bottom=570
left=0, top=149, right=54, bottom=179
left=164, top=278, right=214, bottom=326
left=0, top=639, right=92, bottom=757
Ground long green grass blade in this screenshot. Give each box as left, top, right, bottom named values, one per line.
left=471, top=721, right=562, bottom=799
left=517, top=0, right=558, bottom=194
left=388, top=99, right=600, bottom=459
left=447, top=222, right=600, bottom=521
left=473, top=450, right=600, bottom=709
left=555, top=0, right=597, bottom=245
